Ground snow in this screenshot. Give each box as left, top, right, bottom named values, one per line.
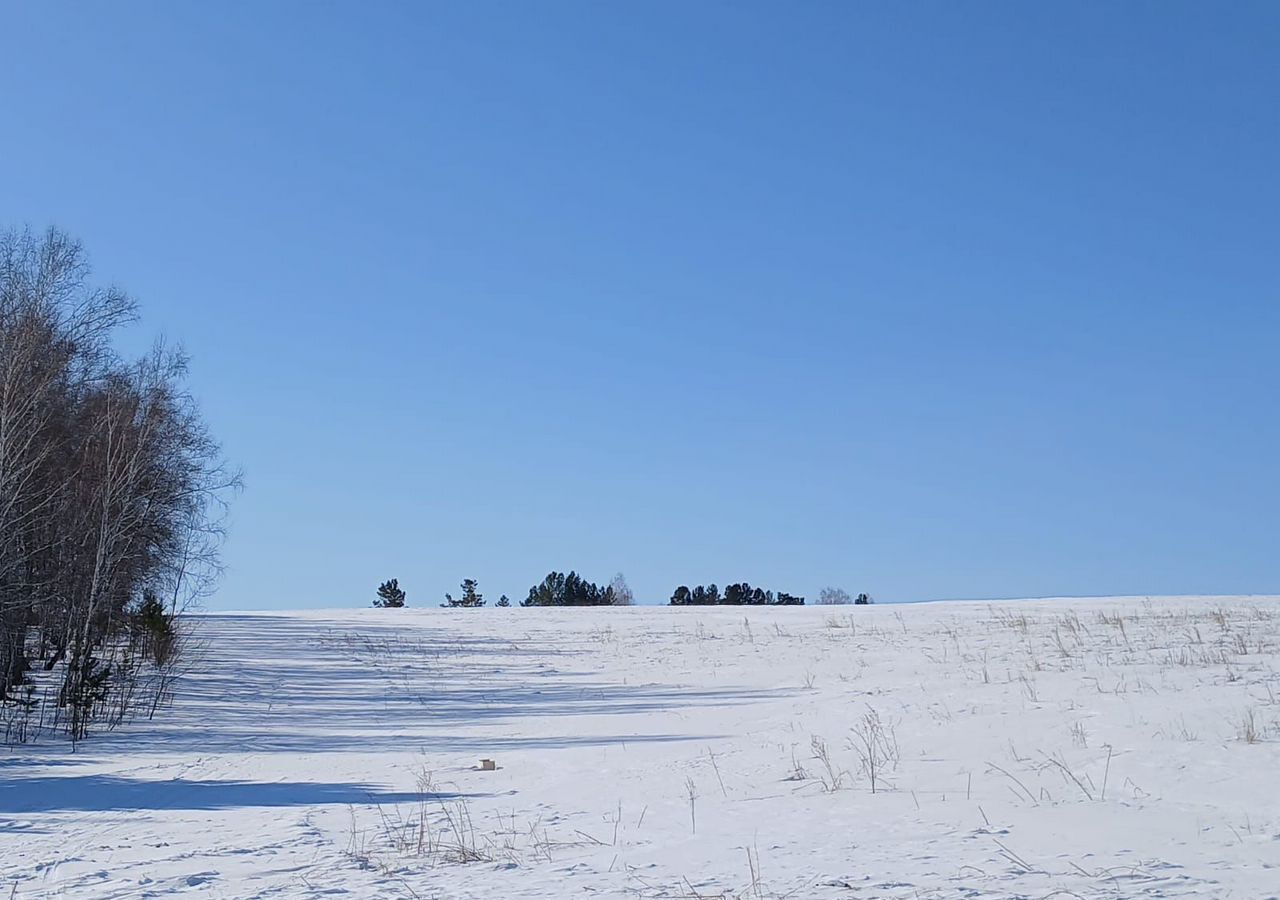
left=3, top=597, right=1280, bottom=898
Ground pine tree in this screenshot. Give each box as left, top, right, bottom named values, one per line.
left=443, top=578, right=485, bottom=607
left=460, top=578, right=484, bottom=606
left=374, top=579, right=406, bottom=608
left=132, top=590, right=176, bottom=664
left=497, top=595, right=511, bottom=607
left=668, top=582, right=802, bottom=607
left=524, top=571, right=613, bottom=606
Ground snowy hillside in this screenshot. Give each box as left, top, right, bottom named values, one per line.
left=3, top=597, right=1279, bottom=898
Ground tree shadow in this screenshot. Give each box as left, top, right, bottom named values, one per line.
left=0, top=773, right=480, bottom=814
left=68, top=614, right=789, bottom=756
left=0, top=756, right=80, bottom=768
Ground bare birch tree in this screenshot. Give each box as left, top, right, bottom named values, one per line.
left=0, top=227, right=239, bottom=741
left=609, top=572, right=634, bottom=606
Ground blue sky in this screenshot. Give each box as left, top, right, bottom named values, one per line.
left=4, top=2, right=1277, bottom=608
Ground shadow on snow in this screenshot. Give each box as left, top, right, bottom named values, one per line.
left=0, top=773, right=479, bottom=814
left=43, top=615, right=775, bottom=755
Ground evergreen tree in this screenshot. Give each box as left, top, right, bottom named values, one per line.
left=524, top=571, right=614, bottom=606
left=524, top=571, right=563, bottom=606
left=497, top=595, right=511, bottom=607
left=442, top=578, right=485, bottom=607
left=374, top=579, right=406, bottom=608
left=668, top=581, right=801, bottom=606
left=132, top=590, right=176, bottom=665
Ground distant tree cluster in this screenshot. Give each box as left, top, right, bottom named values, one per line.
left=371, top=578, right=511, bottom=608
left=374, top=571, right=859, bottom=610
left=669, top=582, right=804, bottom=605
left=818, top=587, right=850, bottom=605
left=818, top=587, right=874, bottom=605
left=523, top=571, right=616, bottom=606
left=0, top=228, right=239, bottom=742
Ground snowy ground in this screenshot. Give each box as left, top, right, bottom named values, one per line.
left=3, top=597, right=1280, bottom=899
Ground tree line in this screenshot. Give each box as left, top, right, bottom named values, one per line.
left=374, top=571, right=636, bottom=608
left=670, top=583, right=804, bottom=605
left=374, top=575, right=871, bottom=607
left=0, top=228, right=238, bottom=742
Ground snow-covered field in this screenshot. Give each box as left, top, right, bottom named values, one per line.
left=4, top=596, right=1280, bottom=899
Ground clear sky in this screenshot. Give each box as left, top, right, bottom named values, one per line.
left=4, top=2, right=1277, bottom=608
